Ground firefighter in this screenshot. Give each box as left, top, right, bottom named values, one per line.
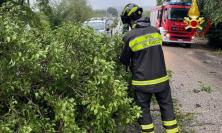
left=120, top=3, right=179, bottom=133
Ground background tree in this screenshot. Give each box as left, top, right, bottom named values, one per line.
left=203, top=0, right=222, bottom=44
left=0, top=0, right=30, bottom=6
left=58, top=0, right=92, bottom=22
left=93, top=9, right=107, bottom=17
left=34, top=0, right=93, bottom=26
left=107, top=7, right=118, bottom=17
left=0, top=0, right=6, bottom=6
left=143, top=10, right=151, bottom=18
left=203, top=0, right=222, bottom=24
left=36, top=0, right=58, bottom=26
left=156, top=0, right=163, bottom=5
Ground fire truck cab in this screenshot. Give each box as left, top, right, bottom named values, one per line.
left=150, top=1, right=195, bottom=47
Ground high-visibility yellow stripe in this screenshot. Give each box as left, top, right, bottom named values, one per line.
left=132, top=24, right=137, bottom=29
left=129, top=33, right=162, bottom=47
left=166, top=127, right=179, bottom=133
left=132, top=75, right=169, bottom=86
left=141, top=123, right=154, bottom=130
left=163, top=120, right=177, bottom=126
left=122, top=6, right=129, bottom=15
left=129, top=33, right=162, bottom=52
left=128, top=6, right=138, bottom=16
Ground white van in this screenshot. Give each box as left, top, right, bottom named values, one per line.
left=84, top=19, right=107, bottom=33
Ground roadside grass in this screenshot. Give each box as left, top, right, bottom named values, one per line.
left=173, top=98, right=196, bottom=133
left=151, top=95, right=158, bottom=105
left=215, top=48, right=222, bottom=56
left=168, top=70, right=196, bottom=133
left=200, top=84, right=213, bottom=93
left=167, top=70, right=174, bottom=80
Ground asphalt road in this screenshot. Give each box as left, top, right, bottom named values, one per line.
left=163, top=45, right=222, bottom=133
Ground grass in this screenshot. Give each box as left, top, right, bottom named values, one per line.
left=201, top=84, right=213, bottom=93
left=216, top=48, right=222, bottom=55
left=173, top=98, right=196, bottom=133
left=167, top=70, right=196, bottom=132
left=167, top=69, right=174, bottom=80
left=151, top=95, right=158, bottom=105
left=176, top=109, right=195, bottom=133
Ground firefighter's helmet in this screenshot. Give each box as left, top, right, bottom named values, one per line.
left=121, top=3, right=143, bottom=24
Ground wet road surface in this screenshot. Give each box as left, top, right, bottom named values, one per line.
left=164, top=45, right=222, bottom=133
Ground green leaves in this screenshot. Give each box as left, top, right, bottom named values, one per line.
left=204, top=0, right=222, bottom=24
left=0, top=1, right=141, bottom=132
left=0, top=11, right=140, bottom=133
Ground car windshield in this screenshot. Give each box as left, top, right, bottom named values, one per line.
left=168, top=8, right=189, bottom=20
left=87, top=21, right=105, bottom=30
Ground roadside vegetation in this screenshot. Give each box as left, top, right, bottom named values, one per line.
left=1, top=0, right=220, bottom=132
left=201, top=84, right=213, bottom=93
left=216, top=49, right=222, bottom=56
left=0, top=1, right=141, bottom=132
left=167, top=70, right=174, bottom=80
left=198, top=81, right=213, bottom=93
left=174, top=100, right=195, bottom=133
left=167, top=71, right=195, bottom=133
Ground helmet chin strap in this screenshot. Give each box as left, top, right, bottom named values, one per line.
left=129, top=20, right=137, bottom=29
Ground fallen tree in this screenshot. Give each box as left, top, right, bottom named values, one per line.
left=0, top=2, right=140, bottom=132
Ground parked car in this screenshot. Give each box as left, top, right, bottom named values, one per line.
left=84, top=19, right=107, bottom=33
left=84, top=18, right=113, bottom=36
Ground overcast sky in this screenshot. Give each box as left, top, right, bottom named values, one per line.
left=88, top=0, right=156, bottom=9
left=30, top=0, right=156, bottom=10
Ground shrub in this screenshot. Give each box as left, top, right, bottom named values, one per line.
left=0, top=5, right=141, bottom=133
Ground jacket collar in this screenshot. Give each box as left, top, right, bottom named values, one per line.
left=132, top=18, right=150, bottom=29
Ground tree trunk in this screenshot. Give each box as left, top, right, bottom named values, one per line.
left=27, top=0, right=30, bottom=7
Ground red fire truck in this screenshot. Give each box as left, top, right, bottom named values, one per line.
left=150, top=1, right=195, bottom=47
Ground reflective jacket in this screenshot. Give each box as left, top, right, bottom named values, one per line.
left=120, top=19, right=169, bottom=92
